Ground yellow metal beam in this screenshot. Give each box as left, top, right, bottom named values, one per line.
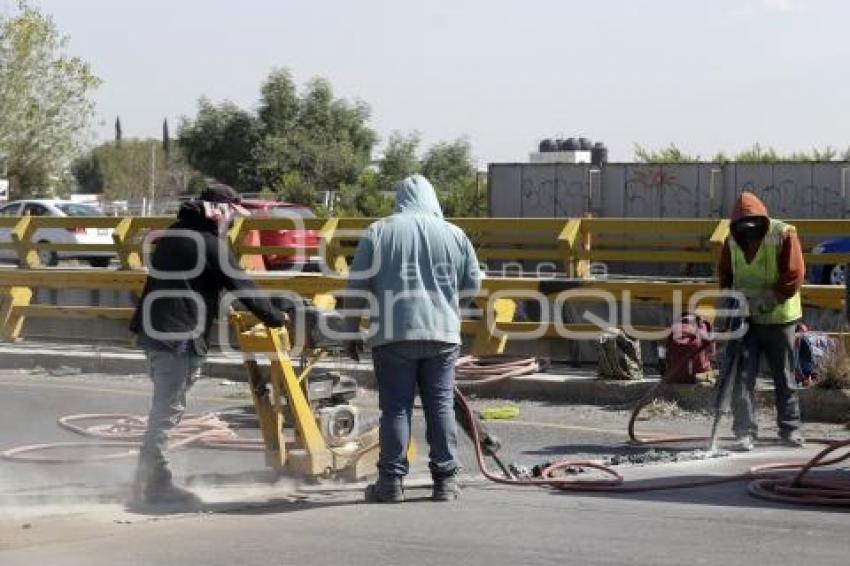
left=0, top=286, right=33, bottom=341
left=471, top=297, right=517, bottom=355
left=10, top=215, right=39, bottom=268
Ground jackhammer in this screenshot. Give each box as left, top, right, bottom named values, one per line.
left=707, top=296, right=747, bottom=454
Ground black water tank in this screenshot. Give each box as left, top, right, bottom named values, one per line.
left=561, top=137, right=579, bottom=151
left=539, top=138, right=557, bottom=152
left=579, top=137, right=593, bottom=151
left=591, top=142, right=608, bottom=166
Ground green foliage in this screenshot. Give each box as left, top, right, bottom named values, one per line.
left=178, top=68, right=377, bottom=199
left=0, top=1, right=101, bottom=197
left=375, top=131, right=420, bottom=193
left=72, top=139, right=197, bottom=201
left=634, top=143, right=700, bottom=163
left=440, top=175, right=487, bottom=217
left=422, top=137, right=475, bottom=189
left=421, top=137, right=484, bottom=216
left=333, top=169, right=393, bottom=217
left=177, top=98, right=263, bottom=189
left=641, top=142, right=848, bottom=163
left=162, top=118, right=171, bottom=162
left=70, top=151, right=104, bottom=193
left=269, top=171, right=316, bottom=205
left=732, top=143, right=781, bottom=163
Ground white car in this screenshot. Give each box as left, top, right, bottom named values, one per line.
left=0, top=199, right=115, bottom=267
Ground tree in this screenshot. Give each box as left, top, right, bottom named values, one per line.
left=375, top=131, right=420, bottom=193
left=422, top=137, right=475, bottom=190
left=177, top=98, right=263, bottom=188
left=162, top=118, right=171, bottom=163
left=178, top=68, right=377, bottom=198
left=115, top=116, right=122, bottom=146
left=0, top=2, right=101, bottom=197
left=420, top=137, right=484, bottom=216
left=72, top=139, right=198, bottom=201
left=70, top=152, right=104, bottom=193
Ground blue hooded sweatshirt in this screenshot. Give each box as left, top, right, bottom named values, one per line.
left=346, top=175, right=482, bottom=347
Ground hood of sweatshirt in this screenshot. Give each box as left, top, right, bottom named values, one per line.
left=392, top=174, right=444, bottom=218
left=731, top=191, right=769, bottom=221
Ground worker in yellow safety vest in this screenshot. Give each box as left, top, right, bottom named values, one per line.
left=718, top=191, right=805, bottom=451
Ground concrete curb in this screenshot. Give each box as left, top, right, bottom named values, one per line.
left=1, top=342, right=847, bottom=424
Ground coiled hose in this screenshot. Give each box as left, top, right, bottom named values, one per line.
left=456, top=386, right=850, bottom=505
left=455, top=355, right=545, bottom=388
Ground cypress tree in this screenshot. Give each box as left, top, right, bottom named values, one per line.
left=115, top=116, right=122, bottom=147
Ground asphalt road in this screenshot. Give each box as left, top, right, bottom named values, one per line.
left=0, top=369, right=848, bottom=566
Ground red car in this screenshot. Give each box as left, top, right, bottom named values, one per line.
left=239, top=199, right=320, bottom=271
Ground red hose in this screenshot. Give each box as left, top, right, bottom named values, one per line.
left=455, top=386, right=850, bottom=504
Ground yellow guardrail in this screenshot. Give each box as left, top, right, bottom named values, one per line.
left=2, top=214, right=849, bottom=271
left=0, top=215, right=846, bottom=353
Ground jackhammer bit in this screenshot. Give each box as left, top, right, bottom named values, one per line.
left=453, top=392, right=515, bottom=479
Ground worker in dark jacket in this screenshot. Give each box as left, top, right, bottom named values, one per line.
left=129, top=184, right=287, bottom=505
left=718, top=191, right=805, bottom=451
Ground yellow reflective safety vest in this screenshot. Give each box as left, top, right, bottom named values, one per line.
left=729, top=218, right=803, bottom=325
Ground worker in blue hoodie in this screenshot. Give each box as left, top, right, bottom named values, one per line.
left=345, top=174, right=481, bottom=503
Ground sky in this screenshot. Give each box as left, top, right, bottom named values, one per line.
left=6, top=0, right=850, bottom=165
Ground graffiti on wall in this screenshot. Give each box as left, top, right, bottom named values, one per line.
left=493, top=162, right=850, bottom=220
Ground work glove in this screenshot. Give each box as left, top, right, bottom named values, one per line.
left=747, top=292, right=778, bottom=316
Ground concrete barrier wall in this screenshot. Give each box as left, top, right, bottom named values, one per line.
left=490, top=162, right=850, bottom=219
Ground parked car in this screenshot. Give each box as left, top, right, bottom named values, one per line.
left=238, top=199, right=320, bottom=271
left=809, top=238, right=848, bottom=285
left=0, top=200, right=115, bottom=267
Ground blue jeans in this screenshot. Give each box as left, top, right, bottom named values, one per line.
left=371, top=341, right=460, bottom=480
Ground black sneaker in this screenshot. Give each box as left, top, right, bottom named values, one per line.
left=364, top=477, right=404, bottom=503
left=431, top=475, right=460, bottom=502
left=132, top=460, right=201, bottom=506
left=142, top=481, right=202, bottom=506
left=780, top=430, right=805, bottom=448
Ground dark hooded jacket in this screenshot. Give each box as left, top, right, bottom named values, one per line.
left=129, top=201, right=286, bottom=355
left=718, top=192, right=804, bottom=301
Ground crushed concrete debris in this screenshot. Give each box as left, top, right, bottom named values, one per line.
left=603, top=448, right=729, bottom=466
left=509, top=448, right=731, bottom=479
left=47, top=366, right=83, bottom=377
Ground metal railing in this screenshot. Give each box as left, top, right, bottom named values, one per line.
left=0, top=215, right=845, bottom=352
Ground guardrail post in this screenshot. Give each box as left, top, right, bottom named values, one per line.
left=312, top=218, right=346, bottom=309
left=0, top=286, right=33, bottom=341
left=10, top=215, right=40, bottom=268
left=113, top=217, right=142, bottom=270
left=226, top=216, right=250, bottom=269
left=558, top=218, right=583, bottom=278
left=319, top=218, right=348, bottom=275
left=471, top=297, right=517, bottom=355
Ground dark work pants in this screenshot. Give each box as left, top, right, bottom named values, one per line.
left=731, top=322, right=802, bottom=439
left=371, top=341, right=460, bottom=480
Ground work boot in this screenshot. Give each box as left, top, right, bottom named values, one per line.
left=780, top=430, right=805, bottom=448
left=132, top=460, right=201, bottom=506
left=364, top=476, right=404, bottom=503
left=733, top=435, right=755, bottom=452
left=431, top=474, right=460, bottom=502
